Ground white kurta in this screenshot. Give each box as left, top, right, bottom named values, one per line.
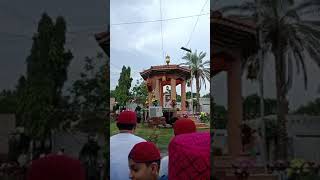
left=110, top=133, right=146, bottom=180
left=159, top=155, right=169, bottom=177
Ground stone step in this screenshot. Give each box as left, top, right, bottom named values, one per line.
left=195, top=122, right=210, bottom=129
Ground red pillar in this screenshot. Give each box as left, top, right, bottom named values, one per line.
left=181, top=80, right=186, bottom=111
left=227, top=57, right=243, bottom=158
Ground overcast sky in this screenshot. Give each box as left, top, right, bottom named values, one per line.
left=211, top=0, right=320, bottom=111
left=0, top=0, right=109, bottom=93
left=110, top=0, right=210, bottom=96
left=1, top=0, right=318, bottom=111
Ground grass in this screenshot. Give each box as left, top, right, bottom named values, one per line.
left=110, top=122, right=173, bottom=153
left=110, top=121, right=209, bottom=153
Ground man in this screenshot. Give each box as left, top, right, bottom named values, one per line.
left=172, top=118, right=196, bottom=136
left=169, top=132, right=210, bottom=180
left=159, top=118, right=196, bottom=177
left=79, top=134, right=100, bottom=180
left=26, top=154, right=86, bottom=180
left=110, top=110, right=146, bottom=180
left=128, top=142, right=164, bottom=180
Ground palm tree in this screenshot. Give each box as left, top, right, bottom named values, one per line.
left=181, top=50, right=210, bottom=113
left=218, top=0, right=320, bottom=160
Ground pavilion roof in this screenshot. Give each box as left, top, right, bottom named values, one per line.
left=211, top=10, right=257, bottom=50
left=140, top=64, right=191, bottom=80
left=211, top=11, right=258, bottom=75
left=95, top=31, right=110, bottom=56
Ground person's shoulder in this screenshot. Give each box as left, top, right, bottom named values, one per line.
left=130, top=134, right=146, bottom=141
left=161, top=156, right=169, bottom=162
left=159, top=175, right=168, bottom=180
left=110, top=133, right=121, bottom=140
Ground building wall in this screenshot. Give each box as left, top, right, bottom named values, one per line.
left=246, top=115, right=320, bottom=162
left=0, top=114, right=16, bottom=155
left=110, top=97, right=115, bottom=111
left=52, top=130, right=104, bottom=160
left=200, top=98, right=210, bottom=114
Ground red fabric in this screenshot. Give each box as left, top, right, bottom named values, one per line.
left=169, top=132, right=210, bottom=180
left=117, top=110, right=137, bottom=124
left=129, top=142, right=161, bottom=163
left=173, top=118, right=196, bottom=135
left=26, top=154, right=85, bottom=180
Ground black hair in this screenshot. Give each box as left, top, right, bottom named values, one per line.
left=117, top=123, right=136, bottom=131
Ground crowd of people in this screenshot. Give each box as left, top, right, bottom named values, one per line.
left=22, top=135, right=103, bottom=180
left=110, top=110, right=210, bottom=180
left=1, top=131, right=103, bottom=180
left=2, top=110, right=210, bottom=180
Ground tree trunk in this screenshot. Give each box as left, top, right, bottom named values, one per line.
left=274, top=43, right=288, bottom=160
left=195, top=76, right=200, bottom=113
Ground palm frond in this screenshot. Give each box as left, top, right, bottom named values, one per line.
left=199, top=52, right=206, bottom=61
left=202, top=60, right=210, bottom=66
left=285, top=50, right=293, bottom=93
left=202, top=75, right=207, bottom=90
left=291, top=0, right=320, bottom=14
left=283, top=8, right=300, bottom=22
left=305, top=42, right=320, bottom=68
left=293, top=50, right=308, bottom=89
left=301, top=20, right=320, bottom=27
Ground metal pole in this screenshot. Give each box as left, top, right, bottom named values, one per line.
left=190, top=74, right=194, bottom=117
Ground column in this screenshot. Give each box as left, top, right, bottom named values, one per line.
left=155, top=79, right=160, bottom=102
left=181, top=80, right=186, bottom=111
left=170, top=78, right=176, bottom=100
left=227, top=56, right=243, bottom=158
left=148, top=92, right=152, bottom=106
left=160, top=83, right=164, bottom=107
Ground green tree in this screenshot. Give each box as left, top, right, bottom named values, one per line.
left=0, top=90, right=17, bottom=114
left=176, top=95, right=181, bottom=102
left=110, top=90, right=116, bottom=98
left=114, top=66, right=132, bottom=106
left=70, top=53, right=107, bottom=113
left=131, top=79, right=148, bottom=105
left=213, top=104, right=227, bottom=129
left=181, top=50, right=210, bottom=112
left=202, top=93, right=210, bottom=98
left=219, top=0, right=320, bottom=160
left=243, top=94, right=277, bottom=120
left=186, top=91, right=197, bottom=99
left=67, top=52, right=108, bottom=134
left=295, top=98, right=320, bottom=115
left=17, top=13, right=73, bottom=139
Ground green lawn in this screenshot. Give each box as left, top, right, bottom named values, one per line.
left=110, top=122, right=209, bottom=153
left=110, top=122, right=173, bottom=153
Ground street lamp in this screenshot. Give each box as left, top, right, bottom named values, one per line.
left=181, top=47, right=193, bottom=115
left=181, top=47, right=191, bottom=53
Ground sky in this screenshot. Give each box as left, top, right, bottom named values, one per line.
left=0, top=0, right=318, bottom=111
left=0, top=0, right=109, bottom=93
left=110, top=0, right=210, bottom=96
left=211, top=0, right=320, bottom=111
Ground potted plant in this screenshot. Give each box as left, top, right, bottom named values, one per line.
left=287, top=159, right=320, bottom=180
left=152, top=98, right=159, bottom=106
left=200, top=112, right=209, bottom=123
